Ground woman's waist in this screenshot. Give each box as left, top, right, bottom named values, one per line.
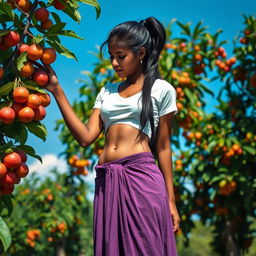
left=97, top=143, right=152, bottom=165
left=96, top=150, right=155, bottom=169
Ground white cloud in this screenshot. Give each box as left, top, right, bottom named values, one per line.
left=28, top=154, right=96, bottom=201
left=28, top=154, right=68, bottom=176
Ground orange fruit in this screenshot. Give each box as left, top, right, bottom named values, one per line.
left=53, top=0, right=67, bottom=10
left=41, top=19, right=53, bottom=30
left=27, top=94, right=41, bottom=109
left=40, top=48, right=56, bottom=65
left=13, top=87, right=29, bottom=103
left=0, top=163, right=7, bottom=179
left=35, top=7, right=49, bottom=22
left=0, top=107, right=15, bottom=124
left=37, top=93, right=51, bottom=107
left=34, top=105, right=46, bottom=121
left=17, top=0, right=32, bottom=12
left=20, top=61, right=34, bottom=77
left=33, top=70, right=49, bottom=86
left=18, top=107, right=35, bottom=123
left=0, top=66, right=4, bottom=79
left=27, top=44, right=43, bottom=61
left=3, top=31, right=20, bottom=47
left=15, top=163, right=29, bottom=178
left=250, top=74, right=256, bottom=88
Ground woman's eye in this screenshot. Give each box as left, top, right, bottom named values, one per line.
left=118, top=55, right=126, bottom=59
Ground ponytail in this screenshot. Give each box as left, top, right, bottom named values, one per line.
left=139, top=17, right=166, bottom=156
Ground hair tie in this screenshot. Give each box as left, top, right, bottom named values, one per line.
left=139, top=20, right=146, bottom=26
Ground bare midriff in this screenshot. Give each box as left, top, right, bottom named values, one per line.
left=98, top=124, right=151, bottom=165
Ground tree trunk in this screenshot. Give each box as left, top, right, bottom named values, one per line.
left=221, top=220, right=240, bottom=256
left=57, top=239, right=66, bottom=256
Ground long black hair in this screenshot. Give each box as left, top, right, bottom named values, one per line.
left=101, top=17, right=166, bottom=155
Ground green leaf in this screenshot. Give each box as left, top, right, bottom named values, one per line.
left=0, top=141, right=13, bottom=154
left=46, top=22, right=66, bottom=34
left=16, top=52, right=27, bottom=71
left=19, top=79, right=46, bottom=93
left=56, top=30, right=84, bottom=40
left=62, top=1, right=81, bottom=23
left=214, top=157, right=220, bottom=167
left=46, top=39, right=77, bottom=61
left=202, top=172, right=210, bottom=182
left=1, top=195, right=13, bottom=217
left=16, top=144, right=42, bottom=163
left=25, top=122, right=47, bottom=142
left=0, top=29, right=10, bottom=37
left=77, top=0, right=101, bottom=18
left=0, top=81, right=14, bottom=96
left=184, top=88, right=196, bottom=103
left=176, top=21, right=191, bottom=36
left=0, top=216, right=12, bottom=253
left=192, top=21, right=205, bottom=39
left=50, top=12, right=61, bottom=24
left=33, top=34, right=44, bottom=44
left=165, top=54, right=172, bottom=70
left=199, top=83, right=214, bottom=97
left=0, top=3, right=14, bottom=20
left=243, top=145, right=256, bottom=155
left=1, top=122, right=28, bottom=144
left=197, top=163, right=205, bottom=172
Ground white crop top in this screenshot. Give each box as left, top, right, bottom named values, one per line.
left=93, top=79, right=178, bottom=139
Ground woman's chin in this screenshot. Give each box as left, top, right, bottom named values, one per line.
left=116, top=73, right=126, bottom=79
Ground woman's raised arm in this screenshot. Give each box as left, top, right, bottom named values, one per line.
left=44, top=65, right=104, bottom=147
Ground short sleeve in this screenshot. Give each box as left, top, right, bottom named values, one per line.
left=93, top=86, right=105, bottom=109
left=158, top=84, right=178, bottom=117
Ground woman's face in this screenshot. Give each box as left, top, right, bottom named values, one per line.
left=108, top=41, right=144, bottom=79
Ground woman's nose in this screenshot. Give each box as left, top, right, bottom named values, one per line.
left=111, top=58, right=119, bottom=67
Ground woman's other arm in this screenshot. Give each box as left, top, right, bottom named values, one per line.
left=156, top=112, right=180, bottom=232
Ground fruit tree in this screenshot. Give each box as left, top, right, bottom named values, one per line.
left=0, top=0, right=100, bottom=253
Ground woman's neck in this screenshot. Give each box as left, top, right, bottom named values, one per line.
left=126, top=73, right=145, bottom=86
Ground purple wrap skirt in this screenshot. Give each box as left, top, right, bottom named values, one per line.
left=93, top=152, right=177, bottom=256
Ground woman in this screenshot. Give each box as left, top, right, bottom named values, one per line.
left=45, top=16, right=180, bottom=256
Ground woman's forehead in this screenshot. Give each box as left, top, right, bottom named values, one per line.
left=108, top=41, right=130, bottom=54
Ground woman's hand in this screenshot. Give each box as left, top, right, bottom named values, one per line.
left=169, top=201, right=181, bottom=233
left=43, top=64, right=60, bottom=94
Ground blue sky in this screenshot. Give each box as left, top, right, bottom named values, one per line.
left=26, top=0, right=256, bottom=167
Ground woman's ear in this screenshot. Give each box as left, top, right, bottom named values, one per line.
left=139, top=47, right=146, bottom=60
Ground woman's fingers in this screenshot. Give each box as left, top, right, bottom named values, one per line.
left=173, top=214, right=180, bottom=232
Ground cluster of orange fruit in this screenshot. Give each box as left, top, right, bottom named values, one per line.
left=218, top=180, right=237, bottom=196
left=0, top=7, right=59, bottom=86
left=7, top=0, right=68, bottom=13
left=26, top=229, right=41, bottom=247
left=183, top=131, right=203, bottom=143
left=0, top=150, right=29, bottom=195
left=42, top=188, right=54, bottom=201
left=68, top=155, right=90, bottom=176
left=18, top=43, right=56, bottom=86
left=0, top=87, right=50, bottom=124
left=220, top=144, right=243, bottom=165
left=239, top=28, right=252, bottom=45
left=50, top=221, right=67, bottom=234
left=215, top=206, right=229, bottom=216
left=233, top=67, right=256, bottom=88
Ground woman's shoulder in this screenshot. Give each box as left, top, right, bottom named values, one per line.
left=152, top=79, right=176, bottom=95
left=100, top=82, right=119, bottom=94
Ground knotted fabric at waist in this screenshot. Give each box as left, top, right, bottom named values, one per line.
left=94, top=152, right=155, bottom=178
